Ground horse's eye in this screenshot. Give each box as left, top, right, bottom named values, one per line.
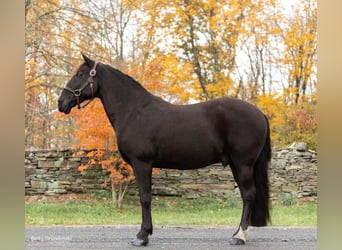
left=77, top=72, right=83, bottom=77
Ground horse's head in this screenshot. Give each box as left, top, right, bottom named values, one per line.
left=58, top=54, right=100, bottom=114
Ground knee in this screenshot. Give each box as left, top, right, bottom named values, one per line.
left=140, top=193, right=152, bottom=207
left=241, top=187, right=256, bottom=201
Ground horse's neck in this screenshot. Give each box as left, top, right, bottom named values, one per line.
left=98, top=72, right=159, bottom=131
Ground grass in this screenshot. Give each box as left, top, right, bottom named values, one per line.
left=25, top=195, right=317, bottom=227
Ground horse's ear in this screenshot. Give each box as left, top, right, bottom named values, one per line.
left=81, top=53, right=94, bottom=67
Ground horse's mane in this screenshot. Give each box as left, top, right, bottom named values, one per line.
left=72, top=62, right=144, bottom=90
left=105, top=64, right=146, bottom=90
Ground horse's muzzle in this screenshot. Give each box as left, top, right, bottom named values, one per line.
left=58, top=98, right=73, bottom=114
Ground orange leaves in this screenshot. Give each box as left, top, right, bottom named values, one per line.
left=81, top=149, right=135, bottom=185
left=76, top=148, right=135, bottom=208
left=32, top=0, right=316, bottom=152
left=72, top=150, right=84, bottom=156
left=88, top=150, right=104, bottom=158
left=78, top=165, right=87, bottom=172
left=69, top=99, right=116, bottom=150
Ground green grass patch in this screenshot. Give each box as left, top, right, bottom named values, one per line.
left=25, top=195, right=316, bottom=227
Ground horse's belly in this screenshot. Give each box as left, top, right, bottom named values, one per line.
left=156, top=160, right=219, bottom=170
left=154, top=144, right=221, bottom=170
left=151, top=113, right=224, bottom=169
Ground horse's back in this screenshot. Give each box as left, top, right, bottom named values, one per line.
left=147, top=97, right=267, bottom=169
left=191, top=97, right=267, bottom=138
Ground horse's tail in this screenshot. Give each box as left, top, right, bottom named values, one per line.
left=251, top=115, right=271, bottom=227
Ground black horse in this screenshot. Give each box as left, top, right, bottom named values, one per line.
left=58, top=54, right=271, bottom=246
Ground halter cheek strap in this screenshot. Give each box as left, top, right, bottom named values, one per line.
left=64, top=62, right=98, bottom=109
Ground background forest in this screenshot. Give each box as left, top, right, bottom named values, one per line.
left=25, top=0, right=317, bottom=151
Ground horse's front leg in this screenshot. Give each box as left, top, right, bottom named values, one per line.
left=131, top=159, right=153, bottom=246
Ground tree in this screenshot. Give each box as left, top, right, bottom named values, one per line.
left=61, top=100, right=134, bottom=208
left=25, top=0, right=84, bottom=149
left=78, top=150, right=135, bottom=209
left=276, top=0, right=317, bottom=104
left=26, top=0, right=317, bottom=152
left=170, top=0, right=250, bottom=100
left=235, top=0, right=283, bottom=100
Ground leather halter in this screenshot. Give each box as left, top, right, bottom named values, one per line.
left=64, top=62, right=98, bottom=109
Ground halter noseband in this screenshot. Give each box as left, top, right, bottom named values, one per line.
left=64, top=62, right=98, bottom=109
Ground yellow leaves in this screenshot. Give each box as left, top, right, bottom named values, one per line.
left=256, top=93, right=286, bottom=143
left=256, top=93, right=317, bottom=149
left=25, top=59, right=42, bottom=89
left=47, top=0, right=316, bottom=151
left=132, top=53, right=196, bottom=104
left=207, top=78, right=233, bottom=99
left=257, top=93, right=285, bottom=119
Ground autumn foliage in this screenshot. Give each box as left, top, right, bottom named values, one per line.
left=26, top=0, right=317, bottom=207
left=256, top=94, right=317, bottom=149
left=78, top=149, right=134, bottom=208
left=58, top=99, right=132, bottom=208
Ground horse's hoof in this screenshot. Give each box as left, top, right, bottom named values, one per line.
left=229, top=237, right=245, bottom=245
left=131, top=237, right=149, bottom=246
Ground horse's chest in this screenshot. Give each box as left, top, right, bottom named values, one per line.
left=116, top=131, right=155, bottom=160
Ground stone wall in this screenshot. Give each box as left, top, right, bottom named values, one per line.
left=25, top=143, right=317, bottom=202
left=25, top=149, right=108, bottom=196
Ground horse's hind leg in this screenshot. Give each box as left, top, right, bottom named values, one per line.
left=130, top=159, right=153, bottom=246
left=229, top=164, right=255, bottom=245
